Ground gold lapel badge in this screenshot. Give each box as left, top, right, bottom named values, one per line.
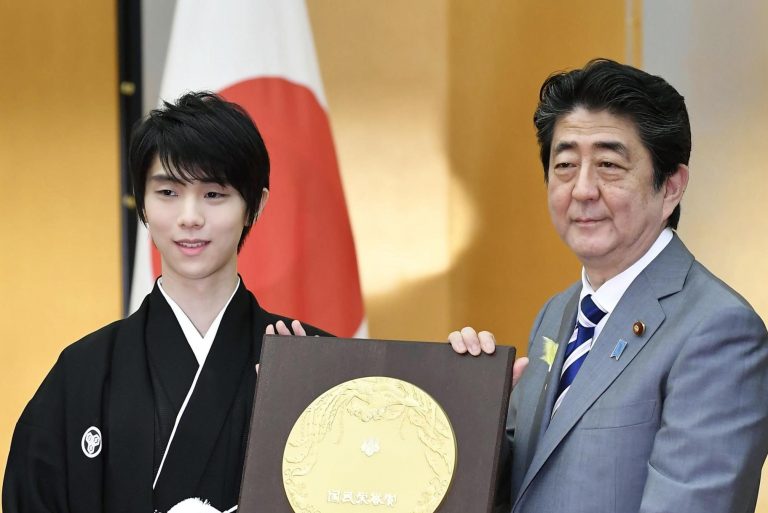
left=632, top=321, right=645, bottom=336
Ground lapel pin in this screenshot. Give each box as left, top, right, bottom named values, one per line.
left=632, top=321, right=645, bottom=336
left=610, top=339, right=628, bottom=360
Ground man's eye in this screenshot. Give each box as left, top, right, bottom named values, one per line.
left=599, top=161, right=619, bottom=169
left=157, top=189, right=176, bottom=196
left=205, top=191, right=226, bottom=199
left=553, top=162, right=576, bottom=171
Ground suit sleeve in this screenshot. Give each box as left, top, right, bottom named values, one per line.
left=3, top=361, right=69, bottom=513
left=639, top=305, right=768, bottom=513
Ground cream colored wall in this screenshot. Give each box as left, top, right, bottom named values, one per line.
left=0, top=0, right=121, bottom=486
left=306, top=0, right=453, bottom=340
left=443, top=0, right=632, bottom=346
left=645, top=0, right=768, bottom=321
left=644, top=1, right=768, bottom=508
left=307, top=0, right=633, bottom=346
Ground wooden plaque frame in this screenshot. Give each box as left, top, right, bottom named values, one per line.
left=239, top=336, right=514, bottom=513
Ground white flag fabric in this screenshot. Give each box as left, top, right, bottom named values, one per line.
left=130, top=0, right=366, bottom=338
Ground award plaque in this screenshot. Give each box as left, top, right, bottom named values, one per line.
left=239, top=336, right=515, bottom=513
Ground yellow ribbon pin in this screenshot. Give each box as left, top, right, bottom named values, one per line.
left=541, top=336, right=559, bottom=371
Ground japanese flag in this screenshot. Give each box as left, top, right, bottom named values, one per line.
left=130, top=0, right=366, bottom=337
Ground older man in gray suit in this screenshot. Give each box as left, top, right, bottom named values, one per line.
left=450, top=59, right=768, bottom=513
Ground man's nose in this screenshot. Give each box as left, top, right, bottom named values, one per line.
left=571, top=166, right=599, bottom=201
left=177, top=197, right=205, bottom=228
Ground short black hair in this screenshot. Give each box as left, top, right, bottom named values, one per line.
left=533, top=59, right=690, bottom=229
left=129, top=91, right=269, bottom=250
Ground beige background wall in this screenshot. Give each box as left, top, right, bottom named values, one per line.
left=643, top=2, right=768, bottom=508
left=306, top=0, right=634, bottom=344
left=644, top=0, right=768, bottom=323
left=2, top=0, right=767, bottom=509
left=0, top=0, right=121, bottom=494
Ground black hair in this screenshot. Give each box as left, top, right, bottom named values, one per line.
left=129, top=91, right=269, bottom=250
left=533, top=59, right=690, bottom=229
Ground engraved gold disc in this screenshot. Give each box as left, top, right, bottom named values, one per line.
left=282, top=376, right=457, bottom=513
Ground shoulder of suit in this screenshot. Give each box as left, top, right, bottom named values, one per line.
left=60, top=318, right=124, bottom=359
left=18, top=317, right=127, bottom=428
left=244, top=285, right=334, bottom=337
left=542, top=281, right=581, bottom=315
left=528, top=281, right=580, bottom=339
left=683, top=259, right=762, bottom=316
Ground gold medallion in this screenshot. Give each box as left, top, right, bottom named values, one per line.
left=282, top=376, right=457, bottom=512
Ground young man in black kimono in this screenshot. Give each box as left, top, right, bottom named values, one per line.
left=3, top=92, right=326, bottom=513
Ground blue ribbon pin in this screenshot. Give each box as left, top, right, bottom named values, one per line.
left=610, top=339, right=628, bottom=360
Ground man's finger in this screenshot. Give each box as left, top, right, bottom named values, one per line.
left=275, top=320, right=292, bottom=336
left=448, top=330, right=467, bottom=353
left=265, top=324, right=275, bottom=335
left=478, top=331, right=496, bottom=354
left=460, top=326, right=481, bottom=356
left=291, top=320, right=307, bottom=337
left=512, top=357, right=529, bottom=388
left=255, top=363, right=260, bottom=374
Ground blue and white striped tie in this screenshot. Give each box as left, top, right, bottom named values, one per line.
left=552, top=294, right=607, bottom=415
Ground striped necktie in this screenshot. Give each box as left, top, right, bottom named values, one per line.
left=552, top=294, right=607, bottom=415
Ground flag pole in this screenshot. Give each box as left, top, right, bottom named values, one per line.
left=117, top=0, right=143, bottom=316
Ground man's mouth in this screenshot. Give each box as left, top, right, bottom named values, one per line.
left=573, top=217, right=604, bottom=224
left=176, top=240, right=209, bottom=247
left=175, top=239, right=210, bottom=254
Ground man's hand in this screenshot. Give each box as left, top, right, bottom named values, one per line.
left=258, top=320, right=309, bottom=374
left=448, top=326, right=529, bottom=387
left=266, top=319, right=307, bottom=336
left=448, top=326, right=496, bottom=356
left=511, top=357, right=529, bottom=388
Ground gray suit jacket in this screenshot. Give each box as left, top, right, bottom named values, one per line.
left=507, top=235, right=768, bottom=513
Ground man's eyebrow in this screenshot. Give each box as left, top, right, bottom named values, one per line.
left=148, top=174, right=184, bottom=185
left=594, top=141, right=630, bottom=158
left=148, top=174, right=227, bottom=186
left=553, top=141, right=576, bottom=155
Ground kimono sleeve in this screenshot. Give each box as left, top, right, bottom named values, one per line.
left=3, top=360, right=69, bottom=513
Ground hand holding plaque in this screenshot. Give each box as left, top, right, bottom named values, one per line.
left=448, top=326, right=529, bottom=386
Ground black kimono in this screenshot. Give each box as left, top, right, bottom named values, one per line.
left=3, top=281, right=327, bottom=513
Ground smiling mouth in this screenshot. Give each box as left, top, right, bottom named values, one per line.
left=175, top=240, right=210, bottom=249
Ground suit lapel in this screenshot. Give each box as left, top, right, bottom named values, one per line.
left=105, top=295, right=155, bottom=513
left=512, top=235, right=693, bottom=511
left=152, top=283, right=264, bottom=508
left=537, top=292, right=580, bottom=438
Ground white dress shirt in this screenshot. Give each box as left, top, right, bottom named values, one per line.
left=157, top=278, right=241, bottom=366
left=581, top=228, right=673, bottom=346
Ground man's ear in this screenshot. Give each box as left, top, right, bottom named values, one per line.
left=662, top=163, right=688, bottom=221
left=253, top=188, right=269, bottom=223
